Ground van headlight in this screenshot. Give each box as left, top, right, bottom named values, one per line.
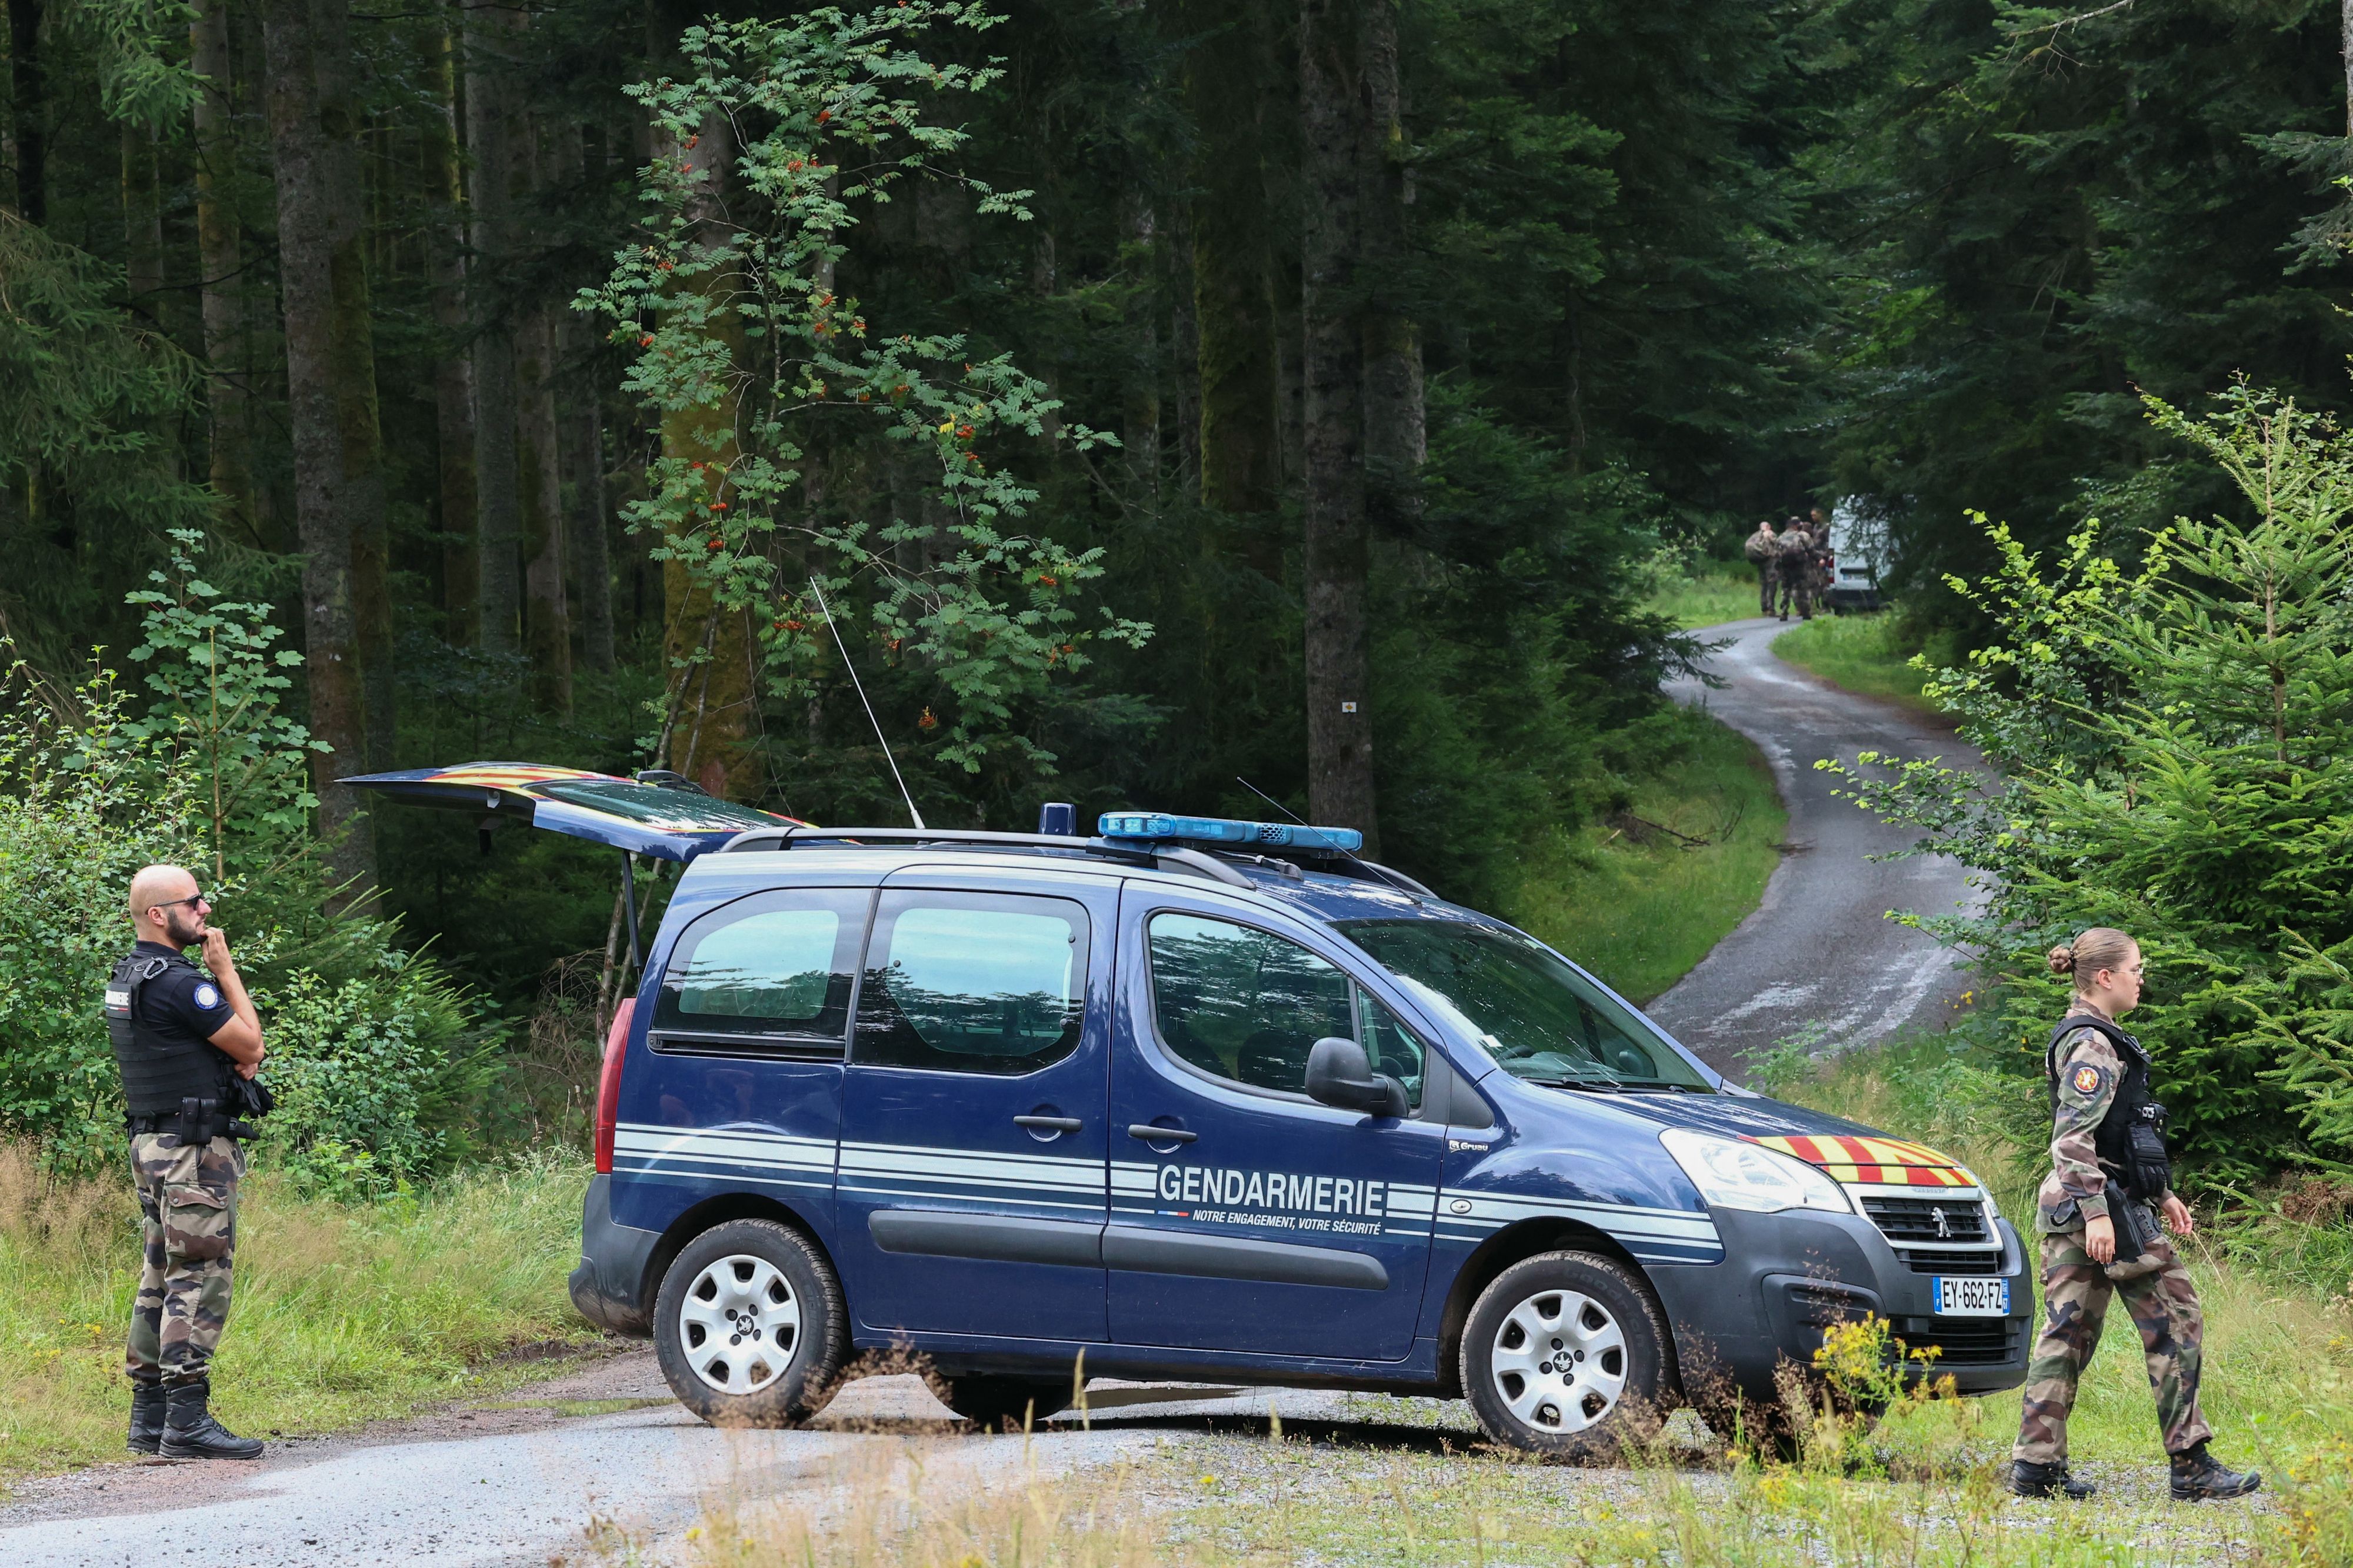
left=1660, top=1129, right=1852, bottom=1215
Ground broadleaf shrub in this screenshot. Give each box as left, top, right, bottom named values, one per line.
left=0, top=533, right=509, bottom=1189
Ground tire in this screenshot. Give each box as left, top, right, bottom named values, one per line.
left=927, top=1372, right=1074, bottom=1432
left=652, top=1219, right=848, bottom=1427
left=1460, top=1250, right=1671, bottom=1460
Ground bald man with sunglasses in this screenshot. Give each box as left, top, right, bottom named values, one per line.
left=108, top=866, right=267, bottom=1460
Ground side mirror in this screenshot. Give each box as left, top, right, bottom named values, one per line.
left=1304, top=1036, right=1408, bottom=1118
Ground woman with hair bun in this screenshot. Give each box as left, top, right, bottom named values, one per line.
left=2009, top=928, right=2259, bottom=1503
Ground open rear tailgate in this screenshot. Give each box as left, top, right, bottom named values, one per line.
left=342, top=762, right=804, bottom=862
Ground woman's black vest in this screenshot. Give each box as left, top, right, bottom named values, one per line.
left=2046, top=1013, right=2171, bottom=1202
left=106, top=950, right=233, bottom=1117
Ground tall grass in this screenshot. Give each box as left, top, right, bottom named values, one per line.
left=1648, top=561, right=1767, bottom=630
left=1771, top=612, right=1959, bottom=719
left=0, top=1142, right=600, bottom=1484
left=1509, top=709, right=1787, bottom=1003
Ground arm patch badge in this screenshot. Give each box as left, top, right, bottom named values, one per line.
left=2069, top=1063, right=2107, bottom=1097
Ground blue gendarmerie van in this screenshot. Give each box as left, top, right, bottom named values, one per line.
left=558, top=811, right=2031, bottom=1455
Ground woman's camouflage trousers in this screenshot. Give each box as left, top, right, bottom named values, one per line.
left=125, top=1133, right=245, bottom=1381
left=2013, top=1226, right=2211, bottom=1464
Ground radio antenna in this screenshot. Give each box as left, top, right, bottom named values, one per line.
left=810, top=578, right=924, bottom=829
left=1233, top=776, right=1421, bottom=903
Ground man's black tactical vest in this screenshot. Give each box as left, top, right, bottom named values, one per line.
left=106, top=949, right=232, bottom=1117
left=2046, top=1013, right=2171, bottom=1202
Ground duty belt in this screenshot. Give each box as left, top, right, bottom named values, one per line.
left=125, top=1109, right=256, bottom=1141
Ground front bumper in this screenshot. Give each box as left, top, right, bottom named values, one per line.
left=1647, top=1205, right=2031, bottom=1405
left=566, top=1172, right=659, bottom=1337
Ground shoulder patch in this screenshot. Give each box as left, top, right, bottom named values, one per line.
left=192, top=982, right=222, bottom=1011
left=2069, top=1062, right=2107, bottom=1097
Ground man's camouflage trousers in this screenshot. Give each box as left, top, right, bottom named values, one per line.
left=2014, top=1225, right=2211, bottom=1464
left=126, top=1133, right=244, bottom=1382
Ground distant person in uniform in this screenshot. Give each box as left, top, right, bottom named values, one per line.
left=2010, top=928, right=2258, bottom=1502
left=1772, top=516, right=1817, bottom=621
left=1743, top=519, right=1779, bottom=615
left=109, top=866, right=268, bottom=1460
left=1808, top=507, right=1837, bottom=599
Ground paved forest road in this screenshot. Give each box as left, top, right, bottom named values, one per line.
left=1648, top=616, right=1987, bottom=1077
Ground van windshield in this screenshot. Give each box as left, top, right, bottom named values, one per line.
left=1336, top=920, right=1712, bottom=1091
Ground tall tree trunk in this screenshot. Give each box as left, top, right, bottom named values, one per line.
left=2342, top=0, right=2352, bottom=140
left=121, top=124, right=165, bottom=309
left=264, top=0, right=384, bottom=890
left=1121, top=193, right=1161, bottom=495
left=565, top=365, right=615, bottom=672
left=517, top=296, right=573, bottom=710
left=10, top=0, right=44, bottom=223
left=658, top=108, right=758, bottom=800
left=1177, top=0, right=1281, bottom=517
left=428, top=2, right=479, bottom=643
left=1168, top=202, right=1201, bottom=493
left=1359, top=0, right=1422, bottom=533
left=464, top=0, right=522, bottom=658
left=190, top=0, right=262, bottom=535
left=1299, top=0, right=1376, bottom=852
left=559, top=119, right=615, bottom=674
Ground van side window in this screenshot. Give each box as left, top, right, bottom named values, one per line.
left=651, top=888, right=868, bottom=1056
left=1146, top=913, right=1347, bottom=1096
left=853, top=892, right=1089, bottom=1075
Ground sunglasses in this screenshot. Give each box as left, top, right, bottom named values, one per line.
left=150, top=893, right=210, bottom=912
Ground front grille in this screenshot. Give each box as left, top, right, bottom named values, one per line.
left=1862, top=1194, right=1989, bottom=1246
left=1894, top=1317, right=2019, bottom=1367
left=1898, top=1248, right=2001, bottom=1276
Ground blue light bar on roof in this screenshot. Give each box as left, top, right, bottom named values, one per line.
left=1098, top=811, right=1364, bottom=854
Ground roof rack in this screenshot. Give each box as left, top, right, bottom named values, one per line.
left=715, top=824, right=1255, bottom=889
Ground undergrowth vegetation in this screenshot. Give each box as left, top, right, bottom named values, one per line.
left=1509, top=705, right=1785, bottom=1003
left=0, top=1140, right=596, bottom=1485
left=1771, top=613, right=1958, bottom=719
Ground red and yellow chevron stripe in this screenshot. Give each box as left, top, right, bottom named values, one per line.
left=1748, top=1133, right=1977, bottom=1189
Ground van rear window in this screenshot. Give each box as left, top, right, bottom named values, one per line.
left=651, top=888, right=866, bottom=1052
left=852, top=892, right=1089, bottom=1075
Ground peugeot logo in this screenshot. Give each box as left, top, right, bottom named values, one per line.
left=1931, top=1206, right=1951, bottom=1240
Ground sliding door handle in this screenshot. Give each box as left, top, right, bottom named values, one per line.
left=1128, top=1123, right=1197, bottom=1144
left=1013, top=1115, right=1084, bottom=1133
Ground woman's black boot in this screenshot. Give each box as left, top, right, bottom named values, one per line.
left=2170, top=1443, right=2259, bottom=1501
left=2008, top=1459, right=2095, bottom=1499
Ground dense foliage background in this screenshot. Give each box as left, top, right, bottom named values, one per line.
left=9, top=0, right=2353, bottom=1182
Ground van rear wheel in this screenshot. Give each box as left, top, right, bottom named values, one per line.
left=928, top=1372, right=1074, bottom=1431
left=654, top=1219, right=848, bottom=1427
left=1461, top=1251, right=1670, bottom=1460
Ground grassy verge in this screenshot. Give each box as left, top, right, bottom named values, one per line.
left=1647, top=561, right=1767, bottom=629
left=0, top=1143, right=601, bottom=1488
left=1507, top=707, right=1787, bottom=1003
left=1772, top=612, right=1958, bottom=721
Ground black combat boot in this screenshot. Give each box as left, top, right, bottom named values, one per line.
left=2169, top=1442, right=2260, bottom=1501
left=126, top=1373, right=166, bottom=1455
left=158, top=1375, right=265, bottom=1461
left=2008, top=1458, right=2095, bottom=1500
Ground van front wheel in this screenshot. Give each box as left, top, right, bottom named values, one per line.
left=1461, top=1251, right=1670, bottom=1459
left=654, top=1219, right=848, bottom=1427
